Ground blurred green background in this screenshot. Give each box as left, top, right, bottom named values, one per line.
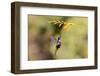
left=28, top=15, right=88, bottom=60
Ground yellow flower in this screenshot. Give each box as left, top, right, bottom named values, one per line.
left=49, top=20, right=61, bottom=25
left=49, top=20, right=73, bottom=32
left=63, top=23, right=73, bottom=32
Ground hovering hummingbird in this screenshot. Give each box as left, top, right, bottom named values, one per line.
left=49, top=20, right=73, bottom=56
left=55, top=36, right=62, bottom=56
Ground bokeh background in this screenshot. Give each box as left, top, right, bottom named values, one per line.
left=28, top=15, right=88, bottom=61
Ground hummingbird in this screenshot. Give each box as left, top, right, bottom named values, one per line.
left=55, top=36, right=62, bottom=56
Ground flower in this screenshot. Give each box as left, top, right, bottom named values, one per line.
left=49, top=20, right=73, bottom=33
left=63, top=23, right=73, bottom=32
